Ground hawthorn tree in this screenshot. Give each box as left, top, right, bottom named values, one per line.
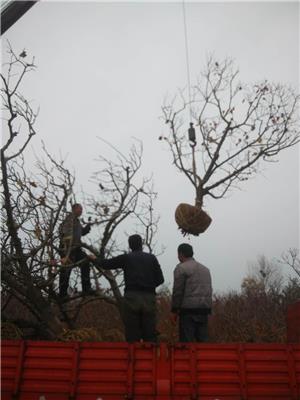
left=1, top=45, right=67, bottom=338
left=161, top=57, right=300, bottom=225
left=76, top=139, right=160, bottom=314
left=1, top=45, right=160, bottom=338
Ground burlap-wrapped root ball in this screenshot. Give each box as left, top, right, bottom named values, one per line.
left=175, top=203, right=212, bottom=236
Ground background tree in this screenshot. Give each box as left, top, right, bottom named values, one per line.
left=161, top=57, right=300, bottom=234
left=210, top=253, right=300, bottom=342
left=280, top=248, right=300, bottom=279
left=1, top=45, right=160, bottom=339
left=154, top=253, right=300, bottom=344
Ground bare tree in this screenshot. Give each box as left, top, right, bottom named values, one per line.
left=1, top=45, right=161, bottom=338
left=56, top=141, right=160, bottom=330
left=243, top=255, right=283, bottom=296
left=1, top=44, right=72, bottom=338
left=83, top=139, right=160, bottom=307
left=161, top=57, right=300, bottom=233
left=280, top=248, right=300, bottom=279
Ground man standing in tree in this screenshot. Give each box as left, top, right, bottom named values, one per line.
left=171, top=243, right=212, bottom=342
left=95, top=234, right=164, bottom=342
left=59, top=203, right=94, bottom=298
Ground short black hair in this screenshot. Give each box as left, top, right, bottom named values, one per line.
left=72, top=203, right=82, bottom=210
left=178, top=243, right=193, bottom=258
left=128, top=234, right=143, bottom=251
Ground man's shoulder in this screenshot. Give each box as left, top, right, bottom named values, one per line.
left=187, top=257, right=207, bottom=268
left=132, top=251, right=159, bottom=264
left=174, top=262, right=185, bottom=272
left=60, top=213, right=73, bottom=232
left=63, top=212, right=74, bottom=222
left=194, top=260, right=211, bottom=275
left=135, top=251, right=157, bottom=260
left=182, top=259, right=210, bottom=272
left=178, top=259, right=194, bottom=268
left=198, top=261, right=210, bottom=270
left=147, top=252, right=159, bottom=260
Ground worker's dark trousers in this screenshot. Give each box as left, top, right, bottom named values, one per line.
left=59, top=248, right=91, bottom=297
left=179, top=313, right=208, bottom=342
left=122, top=291, right=157, bottom=343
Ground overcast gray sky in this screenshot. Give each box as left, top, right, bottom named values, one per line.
left=2, top=1, right=299, bottom=292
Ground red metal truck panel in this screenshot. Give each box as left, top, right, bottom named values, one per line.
left=1, top=340, right=20, bottom=396
left=287, top=300, right=300, bottom=342
left=1, top=340, right=300, bottom=399
left=172, top=344, right=243, bottom=399
left=170, top=343, right=300, bottom=400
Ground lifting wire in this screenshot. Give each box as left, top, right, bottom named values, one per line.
left=182, top=1, right=198, bottom=194
left=182, top=0, right=192, bottom=122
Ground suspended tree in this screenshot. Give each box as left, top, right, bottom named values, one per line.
left=161, top=57, right=300, bottom=236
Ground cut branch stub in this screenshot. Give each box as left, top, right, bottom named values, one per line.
left=175, top=203, right=212, bottom=236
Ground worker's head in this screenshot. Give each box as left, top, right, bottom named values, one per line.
left=72, top=203, right=83, bottom=217
left=177, top=243, right=193, bottom=262
left=128, top=234, right=143, bottom=251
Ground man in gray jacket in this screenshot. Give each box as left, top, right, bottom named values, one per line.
left=171, top=243, right=212, bottom=342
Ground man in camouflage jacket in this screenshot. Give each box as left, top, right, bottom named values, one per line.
left=59, top=203, right=93, bottom=297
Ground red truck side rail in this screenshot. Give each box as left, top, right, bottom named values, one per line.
left=2, top=340, right=300, bottom=400
left=287, top=300, right=300, bottom=343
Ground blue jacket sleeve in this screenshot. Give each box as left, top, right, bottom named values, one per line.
left=97, top=254, right=127, bottom=270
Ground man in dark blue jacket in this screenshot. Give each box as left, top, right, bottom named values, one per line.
left=97, top=234, right=164, bottom=342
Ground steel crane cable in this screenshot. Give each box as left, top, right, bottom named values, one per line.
left=182, top=0, right=192, bottom=122
left=182, top=1, right=198, bottom=188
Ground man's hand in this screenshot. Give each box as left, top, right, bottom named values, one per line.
left=170, top=312, right=178, bottom=325
left=82, top=224, right=91, bottom=235
left=88, top=254, right=97, bottom=262
left=85, top=224, right=91, bottom=233
left=60, top=256, right=70, bottom=265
